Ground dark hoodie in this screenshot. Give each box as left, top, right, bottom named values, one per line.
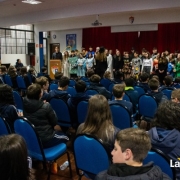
left=0, top=103, right=18, bottom=131
left=149, top=127, right=180, bottom=179
left=23, top=97, right=58, bottom=143
left=47, top=89, right=71, bottom=102
left=95, top=162, right=171, bottom=180
left=147, top=91, right=168, bottom=105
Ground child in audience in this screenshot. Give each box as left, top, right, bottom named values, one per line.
left=171, top=89, right=180, bottom=103
left=0, top=84, right=22, bottom=131
left=0, top=65, right=7, bottom=83
left=52, top=71, right=63, bottom=84
left=159, top=75, right=175, bottom=91
left=48, top=76, right=70, bottom=102
left=41, top=66, right=52, bottom=83
left=113, top=71, right=124, bottom=84
left=77, top=94, right=119, bottom=153
left=28, top=68, right=36, bottom=83
left=149, top=101, right=180, bottom=179
left=148, top=78, right=168, bottom=105
left=8, top=66, right=18, bottom=89
left=35, top=76, right=50, bottom=101
left=124, top=78, right=138, bottom=113
left=137, top=72, right=150, bottom=93
left=23, top=84, right=69, bottom=148
left=0, top=134, right=35, bottom=180
left=20, top=66, right=31, bottom=88
left=87, top=74, right=111, bottom=99
left=67, top=80, right=90, bottom=125
left=95, top=128, right=170, bottom=180
left=109, top=84, right=133, bottom=115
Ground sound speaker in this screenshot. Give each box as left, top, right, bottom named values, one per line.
left=27, top=43, right=35, bottom=56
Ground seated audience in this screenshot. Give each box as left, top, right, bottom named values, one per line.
left=147, top=78, right=168, bottom=105
left=159, top=75, right=175, bottom=91
left=67, top=80, right=90, bottom=125
left=20, top=67, right=31, bottom=88
left=149, top=101, right=180, bottom=179
left=87, top=74, right=111, bottom=99
left=52, top=71, right=63, bottom=84
left=0, top=134, right=35, bottom=180
left=95, top=128, right=170, bottom=180
left=103, top=71, right=112, bottom=80
left=35, top=76, right=50, bottom=101
left=15, top=59, right=23, bottom=69
left=28, top=68, right=36, bottom=83
left=77, top=95, right=119, bottom=153
left=23, top=84, right=69, bottom=148
left=0, top=65, right=7, bottom=83
left=113, top=71, right=124, bottom=84
left=171, top=89, right=180, bottom=103
left=109, top=84, right=133, bottom=115
left=41, top=66, right=52, bottom=83
left=86, top=69, right=95, bottom=79
left=0, top=84, right=21, bottom=131
left=48, top=76, right=70, bottom=102
left=124, top=78, right=138, bottom=113
left=137, top=72, right=150, bottom=92
left=8, top=66, right=18, bottom=89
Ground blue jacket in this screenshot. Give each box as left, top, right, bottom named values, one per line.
left=149, top=127, right=180, bottom=179
left=137, top=82, right=150, bottom=93
left=147, top=91, right=168, bottom=105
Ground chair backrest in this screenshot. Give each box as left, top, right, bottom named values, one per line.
left=49, top=83, right=58, bottom=91
left=109, top=103, right=132, bottom=129
left=4, top=75, right=13, bottom=87
left=13, top=91, right=23, bottom=110
left=162, top=88, right=173, bottom=100
left=50, top=98, right=71, bottom=127
left=67, top=86, right=77, bottom=96
left=108, top=83, right=114, bottom=93
left=85, top=89, right=99, bottom=96
left=123, top=93, right=131, bottom=102
left=138, top=94, right=158, bottom=119
left=27, top=73, right=32, bottom=84
left=37, top=72, right=43, bottom=77
left=16, top=76, right=26, bottom=89
left=100, top=78, right=112, bottom=90
left=134, top=86, right=145, bottom=98
left=74, top=134, right=110, bottom=175
left=174, top=83, right=180, bottom=89
left=80, top=77, right=89, bottom=82
left=77, top=100, right=88, bottom=124
left=144, top=148, right=176, bottom=180
left=0, top=116, right=11, bottom=135
left=14, top=118, right=45, bottom=161
left=69, top=79, right=76, bottom=87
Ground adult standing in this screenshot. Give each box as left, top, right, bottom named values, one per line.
left=52, top=46, right=63, bottom=61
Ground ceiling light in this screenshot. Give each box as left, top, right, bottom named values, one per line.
left=22, top=0, right=42, bottom=5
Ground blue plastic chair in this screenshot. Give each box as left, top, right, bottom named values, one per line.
left=16, top=75, right=26, bottom=90
left=109, top=103, right=132, bottom=129
left=138, top=94, right=158, bottom=121
left=134, top=86, right=145, bottom=98
left=111, top=93, right=131, bottom=101
left=77, top=100, right=88, bottom=124
left=74, top=134, right=110, bottom=179
left=108, top=83, right=114, bottom=93
left=0, top=116, right=11, bottom=135
left=69, top=79, right=76, bottom=87
left=85, top=89, right=99, bottom=96
left=100, top=78, right=112, bottom=90
left=14, top=118, right=72, bottom=180
left=80, top=77, right=89, bottom=82
left=4, top=75, right=13, bottom=87
left=37, top=72, right=43, bottom=77
left=174, top=83, right=180, bottom=89
left=144, top=148, right=176, bottom=180
left=49, top=83, right=58, bottom=91
left=50, top=98, right=72, bottom=127
left=13, top=91, right=23, bottom=110
left=27, top=73, right=32, bottom=84
left=67, top=86, right=77, bottom=96
left=162, top=88, right=173, bottom=100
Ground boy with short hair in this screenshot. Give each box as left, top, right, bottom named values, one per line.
left=159, top=75, right=175, bottom=91
left=171, top=89, right=180, bottom=103
left=137, top=72, right=150, bottom=93
left=95, top=128, right=171, bottom=180
left=41, top=66, right=52, bottom=83
left=53, top=71, right=63, bottom=84
left=109, top=84, right=133, bottom=115
left=148, top=78, right=168, bottom=105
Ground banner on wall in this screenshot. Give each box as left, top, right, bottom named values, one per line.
left=66, top=34, right=76, bottom=50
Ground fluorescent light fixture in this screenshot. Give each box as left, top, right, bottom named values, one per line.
left=22, top=0, right=42, bottom=4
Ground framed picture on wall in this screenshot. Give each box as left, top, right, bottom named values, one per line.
left=66, top=34, right=76, bottom=50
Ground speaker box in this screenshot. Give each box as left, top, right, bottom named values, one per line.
left=27, top=43, right=35, bottom=56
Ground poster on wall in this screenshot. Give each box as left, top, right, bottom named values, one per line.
left=66, top=34, right=76, bottom=51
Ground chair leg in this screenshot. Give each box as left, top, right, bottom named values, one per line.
left=66, top=151, right=72, bottom=178
left=47, top=162, right=52, bottom=180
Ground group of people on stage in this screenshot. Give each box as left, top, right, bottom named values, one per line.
left=53, top=46, right=180, bottom=85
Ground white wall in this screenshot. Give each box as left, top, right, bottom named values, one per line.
left=1, top=54, right=30, bottom=66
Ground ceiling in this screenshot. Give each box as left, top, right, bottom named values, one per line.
left=0, top=0, right=180, bottom=27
